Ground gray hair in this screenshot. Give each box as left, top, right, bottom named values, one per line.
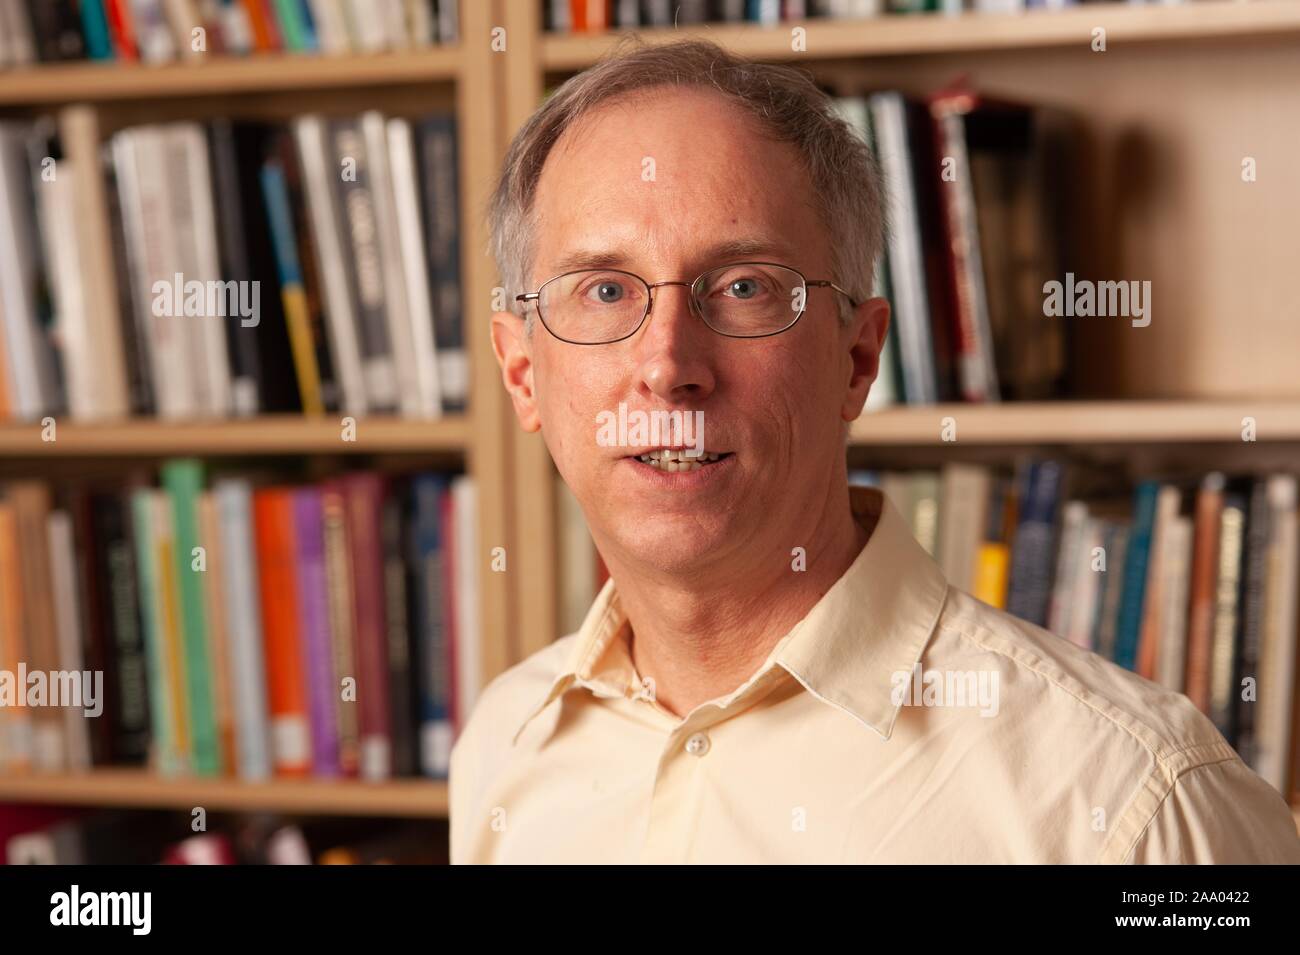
left=487, top=38, right=885, bottom=328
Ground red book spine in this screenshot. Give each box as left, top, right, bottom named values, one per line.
left=104, top=0, right=139, bottom=60
left=252, top=488, right=312, bottom=777
left=342, top=473, right=392, bottom=780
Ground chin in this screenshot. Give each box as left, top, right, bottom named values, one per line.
left=613, top=515, right=736, bottom=570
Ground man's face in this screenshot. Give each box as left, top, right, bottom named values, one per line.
left=494, top=87, right=886, bottom=576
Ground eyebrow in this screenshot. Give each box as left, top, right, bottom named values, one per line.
left=550, top=237, right=793, bottom=275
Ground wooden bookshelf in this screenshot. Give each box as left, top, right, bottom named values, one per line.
left=541, top=0, right=1300, bottom=70
left=851, top=400, right=1300, bottom=446
left=0, top=0, right=510, bottom=833
left=0, top=770, right=448, bottom=819
left=0, top=415, right=473, bottom=457
left=0, top=49, right=464, bottom=106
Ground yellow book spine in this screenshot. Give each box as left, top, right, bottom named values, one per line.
left=281, top=285, right=324, bottom=415
left=973, top=542, right=1010, bottom=610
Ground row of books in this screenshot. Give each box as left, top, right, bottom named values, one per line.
left=848, top=464, right=1299, bottom=796
left=0, top=110, right=465, bottom=422
left=837, top=90, right=1074, bottom=408
left=545, top=0, right=1138, bottom=32
left=3, top=809, right=446, bottom=864
left=0, top=465, right=480, bottom=782
left=0, top=0, right=458, bottom=68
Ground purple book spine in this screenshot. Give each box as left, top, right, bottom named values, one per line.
left=294, top=488, right=340, bottom=777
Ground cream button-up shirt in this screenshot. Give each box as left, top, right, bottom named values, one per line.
left=450, top=486, right=1300, bottom=863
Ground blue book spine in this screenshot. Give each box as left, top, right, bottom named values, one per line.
left=81, top=0, right=115, bottom=60
left=1113, top=482, right=1160, bottom=670
left=409, top=473, right=452, bottom=777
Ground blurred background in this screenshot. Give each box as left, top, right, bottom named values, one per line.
left=0, top=0, right=1297, bottom=864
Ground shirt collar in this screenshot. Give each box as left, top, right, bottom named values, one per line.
left=512, top=485, right=949, bottom=744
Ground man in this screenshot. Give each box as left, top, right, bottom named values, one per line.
left=450, top=38, right=1300, bottom=863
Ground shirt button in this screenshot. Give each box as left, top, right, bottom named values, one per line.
left=684, top=732, right=710, bottom=757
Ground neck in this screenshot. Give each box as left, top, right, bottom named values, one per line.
left=597, top=479, right=869, bottom=719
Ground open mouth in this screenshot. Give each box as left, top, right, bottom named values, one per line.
left=629, top=449, right=733, bottom=473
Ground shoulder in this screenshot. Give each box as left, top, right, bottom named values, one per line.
left=929, top=588, right=1299, bottom=862
left=934, top=587, right=1226, bottom=763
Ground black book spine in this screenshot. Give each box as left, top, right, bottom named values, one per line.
left=1234, top=479, right=1271, bottom=764
left=92, top=491, right=151, bottom=764
left=207, top=120, right=264, bottom=416
left=382, top=490, right=416, bottom=777
left=231, top=120, right=300, bottom=413
left=416, top=115, right=466, bottom=412
left=25, top=0, right=84, bottom=62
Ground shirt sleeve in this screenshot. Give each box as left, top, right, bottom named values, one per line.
left=1128, top=758, right=1300, bottom=863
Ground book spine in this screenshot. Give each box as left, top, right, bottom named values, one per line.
left=1112, top=481, right=1159, bottom=671
left=162, top=459, right=220, bottom=775
left=410, top=474, right=451, bottom=776
left=293, top=487, right=341, bottom=776
left=343, top=472, right=392, bottom=780
left=214, top=479, right=272, bottom=780
left=321, top=480, right=360, bottom=776
left=259, top=156, right=325, bottom=414
left=417, top=115, right=466, bottom=412
left=252, top=488, right=312, bottom=776
left=382, top=491, right=416, bottom=776
left=131, top=489, right=180, bottom=775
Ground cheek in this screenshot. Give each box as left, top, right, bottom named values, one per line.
left=534, top=348, right=618, bottom=457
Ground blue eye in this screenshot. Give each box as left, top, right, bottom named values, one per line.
left=727, top=278, right=760, bottom=300
left=593, top=281, right=624, bottom=303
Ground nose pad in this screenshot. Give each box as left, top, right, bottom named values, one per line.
left=645, top=282, right=700, bottom=326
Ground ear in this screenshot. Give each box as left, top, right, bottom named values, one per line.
left=491, top=310, right=542, bottom=433
left=840, top=296, right=890, bottom=422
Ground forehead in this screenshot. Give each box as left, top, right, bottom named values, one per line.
left=530, top=86, right=825, bottom=278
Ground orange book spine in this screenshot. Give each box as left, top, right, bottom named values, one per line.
left=253, top=488, right=312, bottom=776
left=0, top=505, right=30, bottom=772
left=1184, top=478, right=1224, bottom=712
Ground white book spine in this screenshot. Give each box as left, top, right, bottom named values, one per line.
left=869, top=94, right=937, bottom=405
left=47, top=511, right=92, bottom=772
left=348, top=0, right=390, bottom=51
left=177, top=123, right=233, bottom=417
left=361, top=111, right=422, bottom=417
left=35, top=159, right=95, bottom=419
left=215, top=479, right=273, bottom=781
left=0, top=125, right=60, bottom=419
left=1155, top=516, right=1192, bottom=692
left=387, top=118, right=443, bottom=418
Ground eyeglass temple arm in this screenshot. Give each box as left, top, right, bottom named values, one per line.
left=806, top=280, right=862, bottom=308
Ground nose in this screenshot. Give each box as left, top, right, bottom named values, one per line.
left=634, top=282, right=716, bottom=404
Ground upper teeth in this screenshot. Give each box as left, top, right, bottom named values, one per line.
left=637, top=449, right=723, bottom=470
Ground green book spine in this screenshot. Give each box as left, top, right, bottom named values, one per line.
left=162, top=459, right=220, bottom=776
left=131, top=490, right=179, bottom=776
left=273, top=0, right=307, bottom=51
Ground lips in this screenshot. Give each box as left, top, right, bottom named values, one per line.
left=626, top=448, right=733, bottom=473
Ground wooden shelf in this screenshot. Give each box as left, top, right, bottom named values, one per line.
left=850, top=400, right=1300, bottom=446
left=0, top=48, right=463, bottom=105
left=0, top=414, right=472, bottom=456
left=0, top=769, right=448, bottom=818
left=542, top=1, right=1300, bottom=69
